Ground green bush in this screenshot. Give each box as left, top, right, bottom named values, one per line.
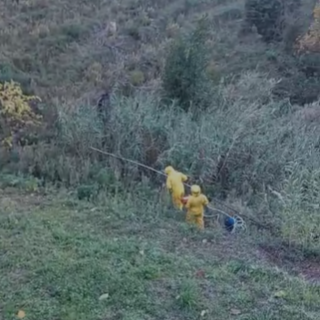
left=162, top=16, right=212, bottom=112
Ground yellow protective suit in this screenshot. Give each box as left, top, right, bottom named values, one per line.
left=185, top=185, right=209, bottom=229
left=165, top=166, right=188, bottom=210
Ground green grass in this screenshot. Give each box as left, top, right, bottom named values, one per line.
left=0, top=188, right=319, bottom=320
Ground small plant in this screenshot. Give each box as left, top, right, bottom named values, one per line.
left=0, top=80, right=41, bottom=148
left=162, top=15, right=212, bottom=112
left=129, top=69, right=145, bottom=86
left=177, top=280, right=200, bottom=310
left=77, top=184, right=99, bottom=201
left=84, top=62, right=103, bottom=85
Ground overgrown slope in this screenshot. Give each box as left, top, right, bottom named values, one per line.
left=1, top=1, right=320, bottom=318
left=0, top=0, right=315, bottom=102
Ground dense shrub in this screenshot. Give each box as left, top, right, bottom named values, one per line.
left=162, top=16, right=212, bottom=112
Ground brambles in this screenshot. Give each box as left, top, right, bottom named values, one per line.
left=0, top=81, right=41, bottom=148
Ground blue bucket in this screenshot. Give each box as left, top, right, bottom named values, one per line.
left=224, top=216, right=235, bottom=232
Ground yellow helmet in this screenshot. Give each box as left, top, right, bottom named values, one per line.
left=165, top=166, right=174, bottom=175
left=191, top=185, right=201, bottom=195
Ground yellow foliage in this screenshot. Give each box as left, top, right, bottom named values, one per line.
left=0, top=80, right=41, bottom=148
left=296, top=3, right=320, bottom=53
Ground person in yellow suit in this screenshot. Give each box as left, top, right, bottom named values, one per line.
left=185, top=185, right=209, bottom=229
left=164, top=166, right=188, bottom=210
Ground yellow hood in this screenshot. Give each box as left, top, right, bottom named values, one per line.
left=191, top=185, right=201, bottom=196
left=165, top=166, right=174, bottom=175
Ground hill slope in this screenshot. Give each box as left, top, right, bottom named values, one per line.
left=3, top=0, right=314, bottom=102
left=1, top=1, right=320, bottom=319
left=1, top=188, right=319, bottom=320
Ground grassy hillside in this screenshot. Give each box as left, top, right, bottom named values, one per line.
left=0, top=0, right=315, bottom=101
left=1, top=0, right=320, bottom=318
left=1, top=0, right=231, bottom=100
left=1, top=187, right=319, bottom=320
